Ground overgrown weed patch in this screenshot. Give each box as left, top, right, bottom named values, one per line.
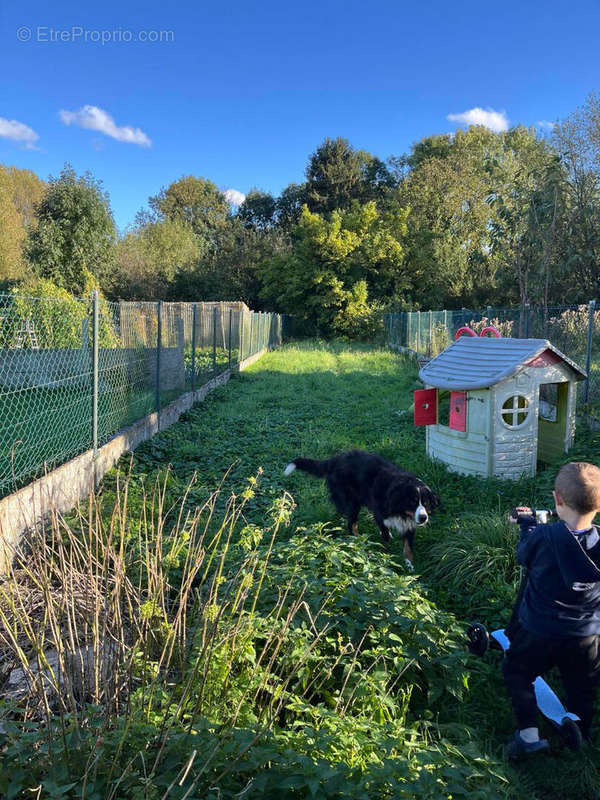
left=2, top=341, right=599, bottom=798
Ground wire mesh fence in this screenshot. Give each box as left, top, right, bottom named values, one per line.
left=385, top=301, right=600, bottom=415
left=0, top=294, right=282, bottom=498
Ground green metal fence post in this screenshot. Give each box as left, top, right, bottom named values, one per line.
left=228, top=308, right=232, bottom=369
left=585, top=300, right=596, bottom=404
left=525, top=303, right=530, bottom=338
left=258, top=312, right=262, bottom=351
left=416, top=310, right=421, bottom=353
left=249, top=313, right=254, bottom=356
left=444, top=309, right=448, bottom=339
left=91, top=291, right=99, bottom=464
left=156, top=300, right=162, bottom=414
left=407, top=312, right=411, bottom=350
left=519, top=305, right=524, bottom=338
left=428, top=310, right=432, bottom=354
left=212, top=306, right=217, bottom=378
left=239, top=310, right=245, bottom=364
left=191, top=303, right=197, bottom=392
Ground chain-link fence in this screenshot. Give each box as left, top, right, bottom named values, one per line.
left=0, top=294, right=282, bottom=497
left=385, top=302, right=600, bottom=415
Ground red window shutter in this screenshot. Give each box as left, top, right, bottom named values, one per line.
left=449, top=391, right=467, bottom=432
left=414, top=388, right=437, bottom=426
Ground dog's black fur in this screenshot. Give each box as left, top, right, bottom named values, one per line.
left=284, top=449, right=439, bottom=565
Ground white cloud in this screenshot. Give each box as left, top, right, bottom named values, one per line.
left=447, top=107, right=509, bottom=133
left=224, top=188, right=246, bottom=207
left=59, top=105, right=151, bottom=147
left=537, top=120, right=556, bottom=131
left=0, top=117, right=40, bottom=149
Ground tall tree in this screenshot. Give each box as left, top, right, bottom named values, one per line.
left=27, top=165, right=116, bottom=294
left=398, top=125, right=561, bottom=308
left=305, top=137, right=365, bottom=215
left=276, top=182, right=307, bottom=229
left=406, top=134, right=454, bottom=170
left=237, top=189, right=277, bottom=230
left=0, top=165, right=45, bottom=285
left=551, top=94, right=600, bottom=300
left=259, top=201, right=408, bottom=335
left=4, top=165, right=45, bottom=230
left=487, top=126, right=562, bottom=307
left=149, top=175, right=229, bottom=245
left=114, top=218, right=203, bottom=299
left=0, top=169, right=26, bottom=282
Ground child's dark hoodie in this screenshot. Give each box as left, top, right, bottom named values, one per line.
left=517, top=516, right=600, bottom=637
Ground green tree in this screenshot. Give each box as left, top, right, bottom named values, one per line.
left=27, top=165, right=116, bottom=295
left=305, top=137, right=364, bottom=215
left=114, top=218, right=203, bottom=299
left=149, top=175, right=229, bottom=245
left=237, top=189, right=277, bottom=230
left=488, top=127, right=566, bottom=307
left=405, top=134, right=454, bottom=170
left=4, top=165, right=45, bottom=230
left=551, top=93, right=600, bottom=300
left=0, top=169, right=26, bottom=283
left=304, top=137, right=396, bottom=216
left=398, top=125, right=560, bottom=308
left=0, top=165, right=45, bottom=285
left=259, top=202, right=407, bottom=336
left=169, top=217, right=290, bottom=306
left=276, top=182, right=307, bottom=229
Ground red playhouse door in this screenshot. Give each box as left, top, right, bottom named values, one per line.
left=449, top=391, right=467, bottom=431
left=414, top=388, right=437, bottom=426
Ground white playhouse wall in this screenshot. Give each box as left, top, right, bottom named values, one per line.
left=425, top=362, right=578, bottom=481
left=490, top=362, right=576, bottom=480
left=419, top=337, right=584, bottom=481
left=490, top=373, right=537, bottom=479
left=425, top=389, right=492, bottom=477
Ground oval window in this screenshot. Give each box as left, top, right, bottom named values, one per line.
left=501, top=395, right=530, bottom=429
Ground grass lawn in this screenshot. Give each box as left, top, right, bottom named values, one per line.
left=110, top=340, right=600, bottom=798
left=3, top=340, right=600, bottom=798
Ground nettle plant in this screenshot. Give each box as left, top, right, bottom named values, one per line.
left=0, top=468, right=513, bottom=799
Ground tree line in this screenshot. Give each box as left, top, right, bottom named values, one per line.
left=1, top=93, right=599, bottom=336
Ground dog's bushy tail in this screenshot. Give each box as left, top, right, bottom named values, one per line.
left=284, top=457, right=329, bottom=477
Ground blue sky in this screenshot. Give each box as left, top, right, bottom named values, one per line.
left=2, top=0, right=600, bottom=230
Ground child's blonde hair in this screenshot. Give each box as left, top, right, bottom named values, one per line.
left=555, top=462, right=600, bottom=513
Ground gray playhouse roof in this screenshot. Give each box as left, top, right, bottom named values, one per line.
left=419, top=338, right=586, bottom=390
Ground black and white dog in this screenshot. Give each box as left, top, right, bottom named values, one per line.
left=284, top=449, right=439, bottom=569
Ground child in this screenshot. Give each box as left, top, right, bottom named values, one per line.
left=503, top=461, right=600, bottom=757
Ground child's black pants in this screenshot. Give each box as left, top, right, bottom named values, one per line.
left=502, top=621, right=600, bottom=737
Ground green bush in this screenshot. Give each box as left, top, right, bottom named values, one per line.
left=3, top=273, right=119, bottom=349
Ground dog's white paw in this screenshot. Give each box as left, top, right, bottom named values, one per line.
left=283, top=463, right=296, bottom=476
left=404, top=559, right=414, bottom=572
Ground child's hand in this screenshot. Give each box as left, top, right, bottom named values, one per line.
left=509, top=506, right=532, bottom=523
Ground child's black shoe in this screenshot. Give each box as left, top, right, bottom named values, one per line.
left=505, top=732, right=549, bottom=759
left=557, top=716, right=583, bottom=750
